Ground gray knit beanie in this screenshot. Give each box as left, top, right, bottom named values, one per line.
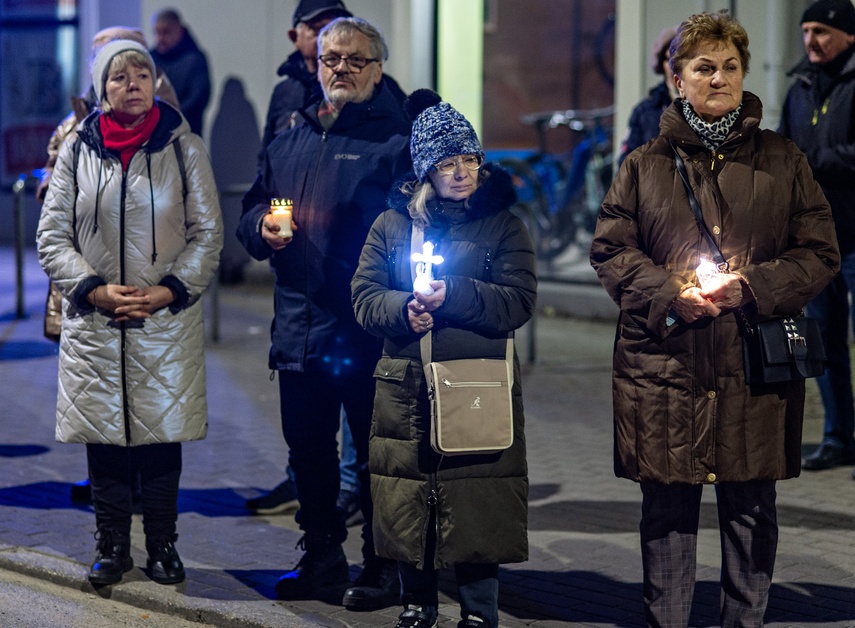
left=90, top=39, right=156, bottom=104
left=405, top=89, right=484, bottom=183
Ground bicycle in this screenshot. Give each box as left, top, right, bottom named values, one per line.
left=491, top=105, right=615, bottom=263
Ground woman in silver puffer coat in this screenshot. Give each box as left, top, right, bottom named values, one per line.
left=37, top=39, right=222, bottom=587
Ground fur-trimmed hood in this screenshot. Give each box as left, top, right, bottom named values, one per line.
left=387, top=163, right=517, bottom=224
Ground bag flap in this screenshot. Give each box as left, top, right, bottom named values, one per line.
left=758, top=317, right=826, bottom=365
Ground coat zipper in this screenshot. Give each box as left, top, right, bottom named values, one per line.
left=119, top=168, right=131, bottom=445
left=388, top=246, right=397, bottom=291
left=426, top=471, right=440, bottom=567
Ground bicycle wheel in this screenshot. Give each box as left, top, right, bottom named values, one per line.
left=496, top=157, right=551, bottom=256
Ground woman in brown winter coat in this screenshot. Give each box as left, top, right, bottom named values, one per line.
left=590, top=11, right=839, bottom=627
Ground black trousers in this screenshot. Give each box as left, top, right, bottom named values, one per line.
left=278, top=367, right=375, bottom=558
left=87, top=442, right=182, bottom=539
left=640, top=480, right=778, bottom=628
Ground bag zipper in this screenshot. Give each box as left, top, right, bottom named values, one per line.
left=440, top=379, right=502, bottom=388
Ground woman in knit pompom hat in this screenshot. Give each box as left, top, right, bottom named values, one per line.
left=352, top=89, right=536, bottom=628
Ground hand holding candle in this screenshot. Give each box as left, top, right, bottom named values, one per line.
left=412, top=241, right=443, bottom=296
left=268, top=198, right=294, bottom=238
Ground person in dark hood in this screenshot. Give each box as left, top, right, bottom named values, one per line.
left=150, top=8, right=211, bottom=135
left=779, top=0, right=855, bottom=475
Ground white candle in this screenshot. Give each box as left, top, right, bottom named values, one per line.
left=269, top=200, right=293, bottom=238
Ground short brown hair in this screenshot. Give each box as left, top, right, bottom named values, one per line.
left=669, top=10, right=750, bottom=78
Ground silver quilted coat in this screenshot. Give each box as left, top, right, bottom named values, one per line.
left=36, top=104, right=223, bottom=446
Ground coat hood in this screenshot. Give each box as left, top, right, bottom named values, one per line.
left=387, top=163, right=517, bottom=224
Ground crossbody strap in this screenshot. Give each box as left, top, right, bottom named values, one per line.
left=670, top=142, right=728, bottom=271
left=409, top=223, right=514, bottom=388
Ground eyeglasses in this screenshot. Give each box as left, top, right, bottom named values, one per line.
left=318, top=54, right=379, bottom=72
left=433, top=155, right=483, bottom=176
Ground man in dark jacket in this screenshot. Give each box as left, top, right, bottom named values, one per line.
left=258, top=0, right=406, bottom=166
left=150, top=8, right=211, bottom=136
left=237, top=16, right=411, bottom=609
left=779, top=0, right=855, bottom=474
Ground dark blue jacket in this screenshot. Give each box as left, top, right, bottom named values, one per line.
left=618, top=81, right=673, bottom=166
left=150, top=30, right=211, bottom=135
left=238, top=82, right=411, bottom=373
left=779, top=51, right=855, bottom=253
left=258, top=51, right=408, bottom=168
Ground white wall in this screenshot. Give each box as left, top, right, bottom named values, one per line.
left=136, top=0, right=421, bottom=144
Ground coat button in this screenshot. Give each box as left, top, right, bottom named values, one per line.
left=384, top=371, right=389, bottom=376
left=707, top=473, right=717, bottom=482
left=712, top=226, right=721, bottom=235
left=707, top=391, right=716, bottom=399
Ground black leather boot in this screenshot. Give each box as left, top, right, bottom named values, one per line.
left=342, top=555, right=399, bottom=610
left=274, top=533, right=350, bottom=600
left=88, top=529, right=133, bottom=585
left=146, top=534, right=185, bottom=584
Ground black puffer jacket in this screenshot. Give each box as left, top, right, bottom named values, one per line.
left=351, top=165, right=537, bottom=568
left=779, top=50, right=855, bottom=253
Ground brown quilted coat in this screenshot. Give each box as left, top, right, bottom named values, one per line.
left=590, top=92, right=839, bottom=485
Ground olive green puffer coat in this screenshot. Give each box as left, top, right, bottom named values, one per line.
left=352, top=166, right=536, bottom=568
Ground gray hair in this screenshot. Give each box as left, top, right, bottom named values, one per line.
left=318, top=16, right=388, bottom=61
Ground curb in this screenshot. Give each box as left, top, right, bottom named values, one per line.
left=0, top=547, right=312, bottom=628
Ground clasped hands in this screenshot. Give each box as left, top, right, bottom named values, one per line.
left=672, top=272, right=746, bottom=323
left=408, top=280, right=447, bottom=333
left=88, top=284, right=175, bottom=322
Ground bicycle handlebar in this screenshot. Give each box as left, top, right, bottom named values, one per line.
left=520, top=105, right=615, bottom=131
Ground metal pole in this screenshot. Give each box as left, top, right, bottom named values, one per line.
left=12, top=175, right=27, bottom=319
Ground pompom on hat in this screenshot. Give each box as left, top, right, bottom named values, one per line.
left=801, top=0, right=855, bottom=35
left=405, top=89, right=484, bottom=182
left=90, top=39, right=156, bottom=104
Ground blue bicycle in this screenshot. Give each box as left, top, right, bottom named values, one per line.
left=491, top=106, right=614, bottom=262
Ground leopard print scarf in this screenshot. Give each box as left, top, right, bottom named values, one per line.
left=681, top=99, right=742, bottom=152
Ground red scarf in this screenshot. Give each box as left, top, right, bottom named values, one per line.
left=100, top=105, right=161, bottom=170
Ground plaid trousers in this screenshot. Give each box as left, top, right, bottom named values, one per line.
left=639, top=480, right=778, bottom=628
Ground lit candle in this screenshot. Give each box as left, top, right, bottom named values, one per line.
left=696, top=259, right=720, bottom=291
left=269, top=198, right=293, bottom=238
left=412, top=241, right=443, bottom=295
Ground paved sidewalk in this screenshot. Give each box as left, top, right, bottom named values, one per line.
left=1, top=247, right=855, bottom=627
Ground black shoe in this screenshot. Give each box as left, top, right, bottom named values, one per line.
left=337, top=487, right=363, bottom=527
left=246, top=479, right=299, bottom=515
left=801, top=443, right=855, bottom=470
left=342, top=556, right=398, bottom=610
left=88, top=529, right=133, bottom=585
left=146, top=535, right=185, bottom=585
left=395, top=606, right=437, bottom=628
left=274, top=538, right=349, bottom=600
left=71, top=479, right=92, bottom=505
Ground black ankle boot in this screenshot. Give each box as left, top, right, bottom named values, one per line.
left=146, top=534, right=185, bottom=584
left=275, top=533, right=350, bottom=600
left=88, top=529, right=133, bottom=585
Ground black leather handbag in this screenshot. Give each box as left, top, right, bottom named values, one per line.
left=672, top=143, right=826, bottom=385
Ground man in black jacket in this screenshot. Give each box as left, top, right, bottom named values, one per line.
left=150, top=8, right=211, bottom=136
left=779, top=0, right=855, bottom=474
left=238, top=16, right=410, bottom=609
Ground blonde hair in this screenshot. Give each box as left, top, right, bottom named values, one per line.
left=100, top=50, right=155, bottom=114
left=402, top=169, right=489, bottom=227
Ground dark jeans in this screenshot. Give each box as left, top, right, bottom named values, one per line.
left=806, top=253, right=855, bottom=454
left=277, top=367, right=375, bottom=558
left=399, top=561, right=499, bottom=628
left=640, top=480, right=778, bottom=628
left=86, top=442, right=182, bottom=539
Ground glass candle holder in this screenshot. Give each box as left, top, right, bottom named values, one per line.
left=269, top=198, right=293, bottom=238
